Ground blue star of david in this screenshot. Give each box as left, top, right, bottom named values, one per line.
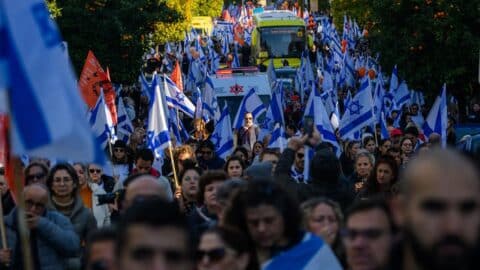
left=176, top=92, right=185, bottom=103
left=261, top=116, right=272, bottom=129
left=348, top=100, right=362, bottom=115
left=210, top=133, right=221, bottom=148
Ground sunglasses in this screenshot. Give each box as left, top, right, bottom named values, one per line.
left=341, top=228, right=385, bottom=241
left=114, top=148, right=125, bottom=153
left=89, top=169, right=102, bottom=174
left=195, top=248, right=226, bottom=262
left=26, top=173, right=46, bottom=182
left=296, top=153, right=304, bottom=158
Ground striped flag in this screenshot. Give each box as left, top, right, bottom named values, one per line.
left=1, top=0, right=105, bottom=164
left=147, top=76, right=171, bottom=157
left=116, top=97, right=134, bottom=143
left=211, top=104, right=234, bottom=159
left=88, top=90, right=116, bottom=149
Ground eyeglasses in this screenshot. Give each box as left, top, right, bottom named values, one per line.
left=89, top=168, right=102, bottom=174
left=195, top=248, right=227, bottom=262
left=26, top=173, right=46, bottom=182
left=25, top=199, right=46, bottom=210
left=341, top=228, right=386, bottom=241
left=244, top=117, right=253, bottom=120
left=296, top=153, right=304, bottom=158
left=114, top=148, right=125, bottom=153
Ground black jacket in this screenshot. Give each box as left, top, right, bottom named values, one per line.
left=275, top=148, right=354, bottom=212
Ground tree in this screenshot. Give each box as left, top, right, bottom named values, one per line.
left=192, top=0, right=223, bottom=18
left=368, top=0, right=480, bottom=101
left=152, top=0, right=192, bottom=44
left=330, top=0, right=372, bottom=31
left=50, top=0, right=184, bottom=83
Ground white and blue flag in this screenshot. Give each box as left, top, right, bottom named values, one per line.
left=203, top=76, right=220, bottom=122
left=394, top=80, right=411, bottom=109
left=339, top=78, right=375, bottom=140
left=88, top=90, right=116, bottom=149
left=263, top=232, right=342, bottom=270
left=423, top=84, right=447, bottom=148
left=232, top=88, right=266, bottom=130
left=211, top=104, right=234, bottom=159
left=389, top=65, right=399, bottom=92
left=313, top=90, right=341, bottom=157
left=147, top=77, right=171, bottom=157
left=116, top=97, right=134, bottom=143
left=161, top=75, right=196, bottom=118
left=267, top=123, right=287, bottom=151
left=1, top=0, right=105, bottom=164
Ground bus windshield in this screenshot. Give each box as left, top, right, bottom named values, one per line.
left=259, top=26, right=305, bottom=58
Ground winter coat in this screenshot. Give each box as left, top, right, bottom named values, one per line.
left=3, top=208, right=80, bottom=270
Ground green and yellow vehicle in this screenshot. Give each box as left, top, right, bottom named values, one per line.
left=251, top=10, right=307, bottom=68
left=191, top=16, right=213, bottom=36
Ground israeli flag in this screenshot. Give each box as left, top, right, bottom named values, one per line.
left=339, top=78, right=375, bottom=140
left=161, top=75, right=196, bottom=118
left=203, top=76, right=220, bottom=122
left=373, top=76, right=386, bottom=122
left=139, top=72, right=155, bottom=105
left=268, top=123, right=287, bottom=151
left=232, top=42, right=241, bottom=68
left=116, top=97, right=134, bottom=143
left=263, top=232, right=342, bottom=270
left=423, top=84, right=447, bottom=148
left=380, top=112, right=390, bottom=139
left=389, top=65, right=399, bottom=92
left=88, top=90, right=116, bottom=149
left=394, top=80, right=411, bottom=108
left=210, top=104, right=234, bottom=159
left=147, top=77, right=171, bottom=157
left=1, top=0, right=105, bottom=164
left=267, top=58, right=276, bottom=87
left=169, top=108, right=189, bottom=146
left=313, top=90, right=341, bottom=157
left=259, top=90, right=284, bottom=140
left=232, top=88, right=267, bottom=130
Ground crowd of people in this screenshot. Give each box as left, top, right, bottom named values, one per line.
left=0, top=111, right=478, bottom=270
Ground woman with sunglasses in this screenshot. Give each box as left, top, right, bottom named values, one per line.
left=24, top=161, right=49, bottom=186
left=73, top=162, right=110, bottom=227
left=197, top=226, right=259, bottom=270
left=106, top=140, right=132, bottom=184
left=87, top=164, right=115, bottom=193
left=47, top=163, right=97, bottom=270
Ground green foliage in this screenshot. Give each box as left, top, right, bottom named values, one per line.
left=192, top=0, right=223, bottom=17
left=330, top=0, right=480, bottom=98
left=152, top=0, right=191, bottom=44
left=330, top=0, right=372, bottom=31
left=368, top=0, right=480, bottom=97
left=52, top=0, right=184, bottom=83
left=46, top=0, right=62, bottom=18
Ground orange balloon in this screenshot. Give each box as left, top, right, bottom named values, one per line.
left=368, top=69, right=376, bottom=79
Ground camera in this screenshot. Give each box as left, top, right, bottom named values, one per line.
left=97, top=189, right=124, bottom=205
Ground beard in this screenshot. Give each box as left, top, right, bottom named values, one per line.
left=403, top=225, right=475, bottom=270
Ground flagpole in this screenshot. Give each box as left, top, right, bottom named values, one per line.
left=12, top=157, right=33, bottom=270
left=168, top=144, right=180, bottom=189
left=107, top=134, right=118, bottom=181
left=0, top=194, right=7, bottom=251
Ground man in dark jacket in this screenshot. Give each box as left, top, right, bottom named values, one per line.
left=275, top=135, right=354, bottom=211
left=0, top=184, right=80, bottom=270
left=197, top=140, right=225, bottom=170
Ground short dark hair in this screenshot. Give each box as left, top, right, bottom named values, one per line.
left=203, top=226, right=259, bottom=270
left=223, top=179, right=302, bottom=246
left=84, top=227, right=117, bottom=266
left=345, top=198, right=395, bottom=232
left=199, top=140, right=215, bottom=151
left=233, top=146, right=249, bottom=159
left=178, top=163, right=203, bottom=185
left=24, top=162, right=49, bottom=185
left=135, top=148, right=154, bottom=163
left=47, top=163, right=80, bottom=195
left=403, top=126, right=419, bottom=137
left=115, top=198, right=191, bottom=257
left=197, top=170, right=228, bottom=203
left=259, top=148, right=280, bottom=161
left=123, top=172, right=151, bottom=188
left=224, top=155, right=246, bottom=173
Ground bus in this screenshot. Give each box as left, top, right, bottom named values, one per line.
left=251, top=10, right=307, bottom=69
left=191, top=16, right=213, bottom=36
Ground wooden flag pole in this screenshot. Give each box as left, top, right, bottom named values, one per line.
left=12, top=157, right=33, bottom=270
left=0, top=195, right=7, bottom=249
left=168, top=145, right=180, bottom=189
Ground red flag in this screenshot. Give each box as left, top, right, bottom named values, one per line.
left=0, top=115, right=22, bottom=203
left=78, top=51, right=118, bottom=124
left=170, top=61, right=183, bottom=92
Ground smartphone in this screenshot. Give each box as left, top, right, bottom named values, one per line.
left=304, top=116, right=314, bottom=137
